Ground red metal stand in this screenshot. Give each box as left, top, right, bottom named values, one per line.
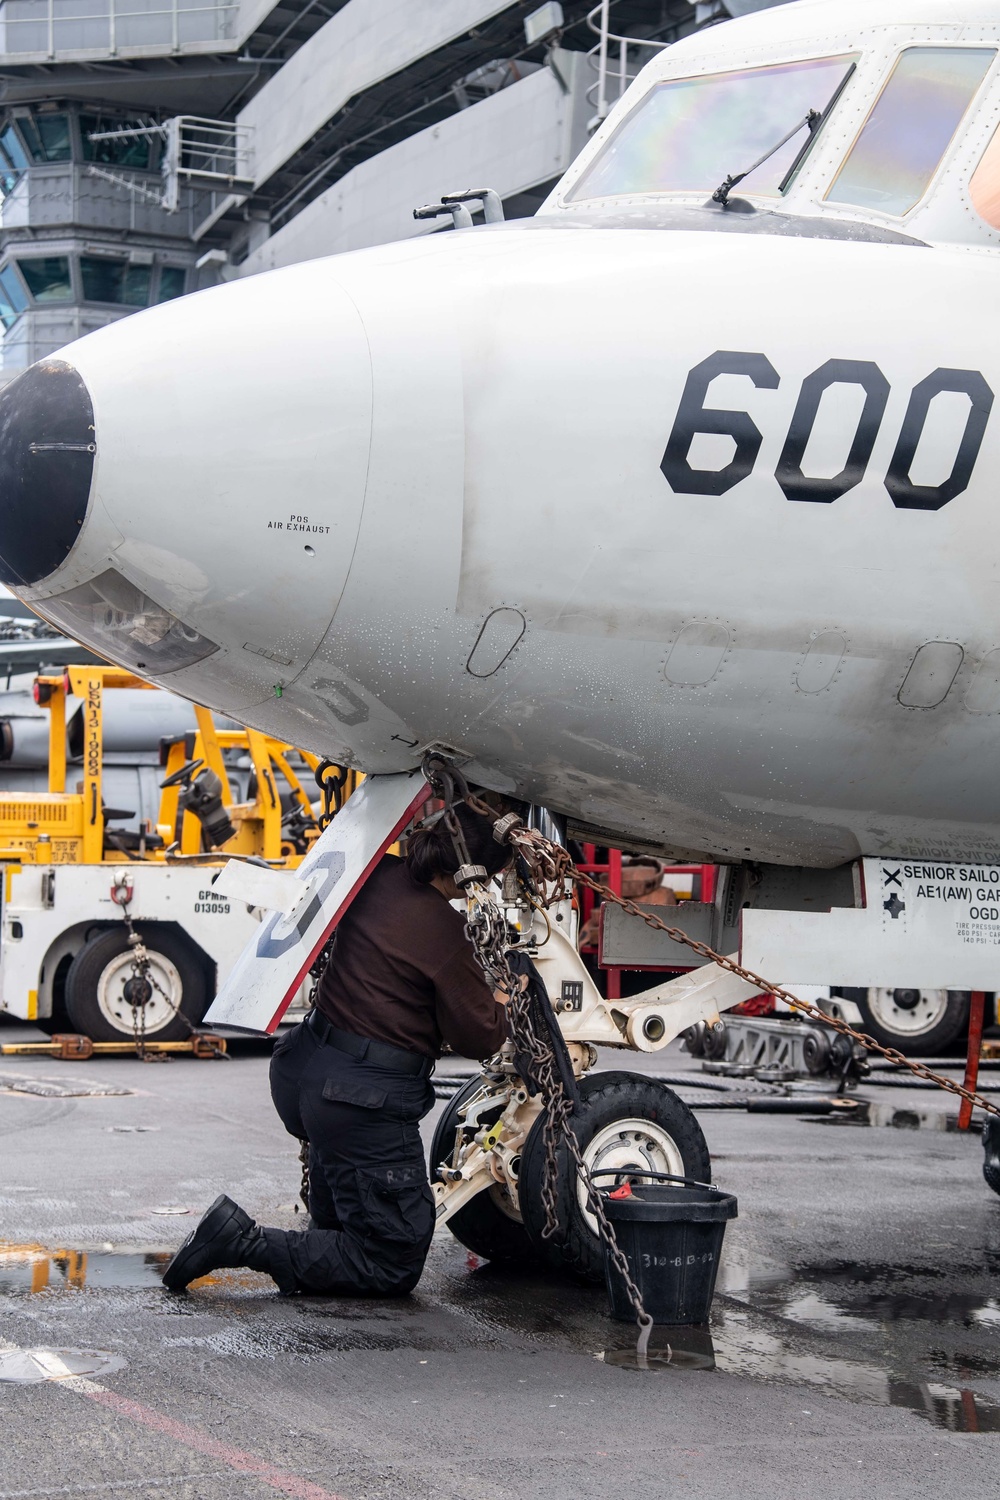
left=958, top=990, right=986, bottom=1131
left=578, top=849, right=717, bottom=997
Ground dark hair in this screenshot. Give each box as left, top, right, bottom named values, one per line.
left=406, top=802, right=510, bottom=885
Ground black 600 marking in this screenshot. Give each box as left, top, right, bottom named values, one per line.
left=660, top=351, right=995, bottom=511
left=776, top=358, right=889, bottom=504
left=885, top=367, right=994, bottom=511
left=659, top=350, right=779, bottom=496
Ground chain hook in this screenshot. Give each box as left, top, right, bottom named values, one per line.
left=314, top=760, right=348, bottom=830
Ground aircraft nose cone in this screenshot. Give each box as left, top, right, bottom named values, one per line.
left=0, top=358, right=95, bottom=586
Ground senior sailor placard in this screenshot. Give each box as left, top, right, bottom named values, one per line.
left=741, top=858, right=1000, bottom=990
left=878, top=861, right=1000, bottom=951
left=204, top=771, right=428, bottom=1034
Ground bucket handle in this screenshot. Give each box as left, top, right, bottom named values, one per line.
left=588, top=1169, right=720, bottom=1192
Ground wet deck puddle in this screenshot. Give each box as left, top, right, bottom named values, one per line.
left=0, top=1243, right=244, bottom=1295
left=3, top=1240, right=999, bottom=1431
left=601, top=1333, right=1000, bottom=1431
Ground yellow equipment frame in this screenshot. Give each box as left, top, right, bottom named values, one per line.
left=0, top=665, right=338, bottom=868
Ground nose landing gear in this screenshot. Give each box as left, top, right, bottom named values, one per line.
left=433, top=1070, right=710, bottom=1281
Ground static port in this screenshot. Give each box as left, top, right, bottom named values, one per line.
left=642, top=1014, right=666, bottom=1042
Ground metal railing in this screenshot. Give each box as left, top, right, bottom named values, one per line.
left=162, top=115, right=253, bottom=210
left=586, top=0, right=670, bottom=131
left=85, top=114, right=253, bottom=212
left=0, top=0, right=237, bottom=60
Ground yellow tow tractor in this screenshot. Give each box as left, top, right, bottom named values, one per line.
left=0, top=664, right=356, bottom=1054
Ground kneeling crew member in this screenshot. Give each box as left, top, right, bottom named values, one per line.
left=163, top=804, right=510, bottom=1295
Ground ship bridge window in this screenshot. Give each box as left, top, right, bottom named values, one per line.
left=80, top=255, right=150, bottom=307
left=0, top=265, right=26, bottom=329
left=826, top=47, right=995, bottom=217
left=80, top=114, right=153, bottom=170
left=0, top=125, right=28, bottom=194
left=155, top=266, right=186, bottom=303
left=0, top=126, right=28, bottom=174
left=565, top=55, right=856, bottom=203
left=17, top=256, right=71, bottom=303
left=17, top=112, right=71, bottom=163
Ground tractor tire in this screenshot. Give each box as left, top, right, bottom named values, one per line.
left=430, top=1076, right=538, bottom=1263
left=984, top=1117, right=1000, bottom=1198
left=64, top=926, right=208, bottom=1043
left=518, top=1071, right=711, bottom=1283
left=838, top=986, right=971, bottom=1055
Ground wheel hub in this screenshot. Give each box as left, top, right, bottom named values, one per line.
left=578, top=1118, right=685, bottom=1234
left=122, top=974, right=153, bottom=1007
left=868, top=986, right=950, bottom=1037
left=97, top=950, right=183, bottom=1036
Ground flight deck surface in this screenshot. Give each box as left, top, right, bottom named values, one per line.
left=2, top=1029, right=998, bottom=1500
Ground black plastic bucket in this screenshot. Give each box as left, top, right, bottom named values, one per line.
left=595, top=1171, right=738, bottom=1325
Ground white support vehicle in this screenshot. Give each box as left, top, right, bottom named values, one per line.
left=2, top=861, right=264, bottom=1042
left=0, top=664, right=337, bottom=1042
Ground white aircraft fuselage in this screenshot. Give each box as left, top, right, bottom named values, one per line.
left=4, top=0, right=1000, bottom=870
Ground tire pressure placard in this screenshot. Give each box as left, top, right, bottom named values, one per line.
left=204, top=772, right=428, bottom=1034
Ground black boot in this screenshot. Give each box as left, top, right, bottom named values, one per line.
left=162, top=1194, right=287, bottom=1291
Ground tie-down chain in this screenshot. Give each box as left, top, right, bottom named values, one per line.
left=111, top=876, right=193, bottom=1061
left=422, top=758, right=655, bottom=1356
left=499, top=823, right=1000, bottom=1122
left=422, top=760, right=1000, bottom=1358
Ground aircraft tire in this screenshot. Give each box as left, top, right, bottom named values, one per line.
left=518, top=1072, right=711, bottom=1284
left=64, top=925, right=208, bottom=1043
left=840, top=987, right=971, bottom=1055
left=430, top=1076, right=537, bottom=1263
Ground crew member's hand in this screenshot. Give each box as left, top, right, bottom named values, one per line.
left=495, top=974, right=528, bottom=1005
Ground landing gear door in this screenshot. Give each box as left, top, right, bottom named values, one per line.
left=204, top=772, right=427, bottom=1035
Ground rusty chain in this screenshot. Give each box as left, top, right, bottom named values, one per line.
left=463, top=884, right=654, bottom=1355
left=114, top=893, right=228, bottom=1061
left=298, top=1139, right=311, bottom=1213
left=116, top=896, right=175, bottom=1062
left=424, top=784, right=655, bottom=1355
left=501, top=822, right=1000, bottom=1122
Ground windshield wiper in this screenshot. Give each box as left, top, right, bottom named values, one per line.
left=712, top=108, right=821, bottom=208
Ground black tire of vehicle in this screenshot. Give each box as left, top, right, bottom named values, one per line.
left=64, top=926, right=208, bottom=1043
left=35, top=954, right=74, bottom=1035
left=983, top=1117, right=1000, bottom=1198
left=429, top=1076, right=538, bottom=1263
left=842, top=986, right=971, bottom=1054
left=518, top=1071, right=712, bottom=1283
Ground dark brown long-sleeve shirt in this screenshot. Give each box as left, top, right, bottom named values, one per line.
left=314, top=854, right=507, bottom=1061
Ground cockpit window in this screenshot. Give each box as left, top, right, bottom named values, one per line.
left=970, top=123, right=1000, bottom=229
left=826, top=47, right=995, bottom=217
left=565, top=56, right=856, bottom=204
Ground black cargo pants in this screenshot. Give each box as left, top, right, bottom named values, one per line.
left=266, top=1012, right=436, bottom=1296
